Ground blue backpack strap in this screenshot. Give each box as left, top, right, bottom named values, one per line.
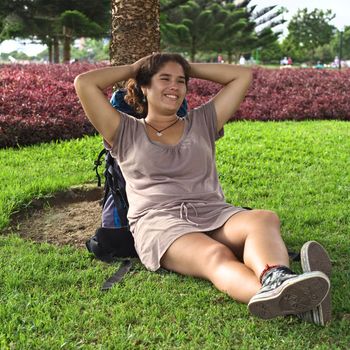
left=110, top=89, right=139, bottom=116
left=93, top=149, right=107, bottom=187
left=177, top=98, right=188, bottom=117
left=104, top=152, right=128, bottom=227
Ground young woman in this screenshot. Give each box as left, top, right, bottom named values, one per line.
left=74, top=53, right=330, bottom=321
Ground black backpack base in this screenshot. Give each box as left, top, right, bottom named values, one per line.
left=86, top=227, right=138, bottom=263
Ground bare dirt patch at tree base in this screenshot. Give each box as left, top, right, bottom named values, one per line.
left=4, top=184, right=104, bottom=248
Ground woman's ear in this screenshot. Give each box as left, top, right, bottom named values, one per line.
left=141, top=88, right=147, bottom=97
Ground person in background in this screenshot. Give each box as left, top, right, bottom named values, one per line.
left=239, top=55, right=246, bottom=65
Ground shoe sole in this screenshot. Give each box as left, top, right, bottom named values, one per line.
left=301, top=241, right=332, bottom=277
left=248, top=271, right=330, bottom=320
left=300, top=241, right=332, bottom=325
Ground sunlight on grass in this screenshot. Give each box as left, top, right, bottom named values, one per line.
left=0, top=135, right=102, bottom=229
left=0, top=121, right=349, bottom=349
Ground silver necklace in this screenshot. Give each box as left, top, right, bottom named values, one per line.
left=144, top=118, right=179, bottom=136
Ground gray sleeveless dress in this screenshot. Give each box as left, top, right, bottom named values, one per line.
left=107, top=101, right=245, bottom=271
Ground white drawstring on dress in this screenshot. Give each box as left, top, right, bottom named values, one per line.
left=179, top=202, right=199, bottom=226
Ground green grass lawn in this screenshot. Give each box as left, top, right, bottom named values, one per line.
left=0, top=121, right=349, bottom=349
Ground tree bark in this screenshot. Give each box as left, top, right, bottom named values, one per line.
left=63, top=26, right=72, bottom=63
left=48, top=40, right=53, bottom=63
left=191, top=45, right=196, bottom=62
left=53, top=36, right=60, bottom=63
left=227, top=50, right=233, bottom=64
left=110, top=0, right=160, bottom=67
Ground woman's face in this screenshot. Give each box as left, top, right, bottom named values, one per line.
left=143, top=61, right=187, bottom=116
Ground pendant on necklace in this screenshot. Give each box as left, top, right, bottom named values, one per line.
left=144, top=118, right=179, bottom=137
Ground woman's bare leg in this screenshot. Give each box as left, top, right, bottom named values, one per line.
left=210, top=209, right=330, bottom=319
left=160, top=211, right=329, bottom=318
left=210, top=209, right=290, bottom=278
left=160, top=232, right=260, bottom=303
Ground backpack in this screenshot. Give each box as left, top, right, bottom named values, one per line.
left=86, top=89, right=188, bottom=290
left=87, top=148, right=137, bottom=262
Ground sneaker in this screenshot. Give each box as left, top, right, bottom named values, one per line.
left=248, top=266, right=330, bottom=319
left=299, top=241, right=332, bottom=326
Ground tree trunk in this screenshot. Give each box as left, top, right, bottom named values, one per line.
left=53, top=36, right=60, bottom=63
left=227, top=50, right=233, bottom=64
left=190, top=37, right=196, bottom=62
left=48, top=40, right=53, bottom=63
left=191, top=45, right=196, bottom=62
left=110, top=0, right=160, bottom=67
left=63, top=26, right=72, bottom=63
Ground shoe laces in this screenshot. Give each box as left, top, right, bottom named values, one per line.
left=261, top=266, right=296, bottom=290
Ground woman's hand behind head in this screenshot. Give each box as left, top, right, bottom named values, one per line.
left=131, top=54, right=155, bottom=77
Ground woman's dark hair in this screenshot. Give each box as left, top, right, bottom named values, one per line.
left=125, top=53, right=190, bottom=117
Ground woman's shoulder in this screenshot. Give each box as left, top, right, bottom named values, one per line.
left=187, top=99, right=222, bottom=140
left=119, top=111, right=144, bottom=126
left=188, top=100, right=215, bottom=119
left=113, top=112, right=144, bottom=145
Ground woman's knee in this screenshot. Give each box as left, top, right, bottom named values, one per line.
left=249, top=209, right=280, bottom=229
left=206, top=243, right=237, bottom=269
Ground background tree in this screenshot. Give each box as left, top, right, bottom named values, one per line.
left=256, top=30, right=282, bottom=64
left=247, top=3, right=285, bottom=64
left=59, top=10, right=104, bottom=63
left=331, top=26, right=350, bottom=61
left=284, top=8, right=336, bottom=62
left=161, top=0, right=219, bottom=61
left=0, top=0, right=110, bottom=62
left=218, top=1, right=257, bottom=63
left=161, top=0, right=251, bottom=62
left=0, top=0, right=40, bottom=43
left=37, top=0, right=110, bottom=63
left=162, top=0, right=285, bottom=63
left=280, top=35, right=306, bottom=63
left=161, top=0, right=189, bottom=12
left=313, top=43, right=334, bottom=63
left=214, top=0, right=285, bottom=64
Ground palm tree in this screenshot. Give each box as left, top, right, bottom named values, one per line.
left=110, top=0, right=161, bottom=66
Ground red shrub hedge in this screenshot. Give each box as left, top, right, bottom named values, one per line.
left=1, top=64, right=349, bottom=148
left=188, top=68, right=350, bottom=121
left=0, top=63, right=104, bottom=148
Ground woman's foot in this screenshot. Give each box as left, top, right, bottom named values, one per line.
left=248, top=265, right=330, bottom=319
left=298, top=241, right=332, bottom=326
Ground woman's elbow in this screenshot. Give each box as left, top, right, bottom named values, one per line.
left=74, top=74, right=85, bottom=91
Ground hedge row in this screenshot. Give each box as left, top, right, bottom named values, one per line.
left=0, top=63, right=100, bottom=148
left=1, top=63, right=349, bottom=148
left=188, top=67, right=350, bottom=121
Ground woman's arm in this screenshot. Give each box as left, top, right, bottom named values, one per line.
left=190, top=63, right=252, bottom=132
left=74, top=57, right=148, bottom=146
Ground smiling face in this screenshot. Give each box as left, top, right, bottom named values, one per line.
left=142, top=61, right=187, bottom=117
